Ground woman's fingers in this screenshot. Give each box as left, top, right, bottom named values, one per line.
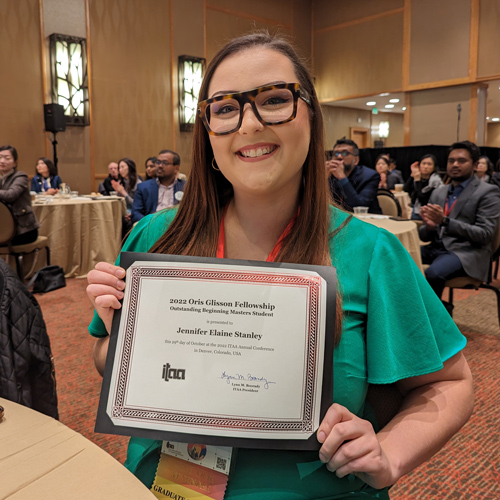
left=87, top=284, right=124, bottom=308
left=87, top=264, right=126, bottom=291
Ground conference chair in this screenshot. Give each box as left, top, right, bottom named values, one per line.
left=0, top=201, right=50, bottom=281
left=377, top=189, right=402, bottom=217
left=444, top=220, right=500, bottom=327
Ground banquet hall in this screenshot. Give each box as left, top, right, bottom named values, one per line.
left=1, top=1, right=499, bottom=499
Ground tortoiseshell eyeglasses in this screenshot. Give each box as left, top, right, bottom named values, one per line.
left=197, top=83, right=311, bottom=136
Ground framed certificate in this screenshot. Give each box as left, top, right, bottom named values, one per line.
left=96, top=253, right=336, bottom=450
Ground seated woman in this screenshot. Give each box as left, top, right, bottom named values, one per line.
left=31, top=157, right=62, bottom=194
left=0, top=145, right=39, bottom=245
left=375, top=155, right=399, bottom=190
left=144, top=157, right=157, bottom=180
left=474, top=156, right=493, bottom=183
left=403, top=154, right=444, bottom=220
left=86, top=32, right=473, bottom=499
left=111, top=157, right=141, bottom=211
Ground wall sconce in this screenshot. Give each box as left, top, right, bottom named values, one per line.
left=178, top=55, right=205, bottom=131
left=49, top=33, right=89, bottom=126
left=378, top=121, right=390, bottom=138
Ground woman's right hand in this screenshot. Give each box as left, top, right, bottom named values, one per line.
left=410, top=162, right=421, bottom=180
left=87, top=262, right=126, bottom=334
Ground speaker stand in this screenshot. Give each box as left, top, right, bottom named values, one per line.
left=51, top=132, right=59, bottom=175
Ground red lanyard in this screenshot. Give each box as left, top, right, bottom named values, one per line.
left=444, top=198, right=456, bottom=216
left=216, top=206, right=298, bottom=262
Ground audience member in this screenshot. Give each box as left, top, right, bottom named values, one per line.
left=0, top=259, right=58, bottom=418
left=491, top=159, right=500, bottom=189
left=31, top=157, right=62, bottom=194
left=474, top=155, right=493, bottom=183
left=404, top=154, right=444, bottom=220
left=131, top=149, right=186, bottom=222
left=326, top=138, right=382, bottom=213
left=0, top=145, right=39, bottom=245
left=388, top=157, right=404, bottom=185
left=99, top=161, right=120, bottom=195
left=375, top=155, right=399, bottom=190
left=145, top=157, right=157, bottom=180
left=419, top=141, right=500, bottom=305
left=112, top=157, right=141, bottom=210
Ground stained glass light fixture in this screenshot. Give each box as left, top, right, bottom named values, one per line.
left=178, top=55, right=205, bottom=131
left=49, top=34, right=89, bottom=126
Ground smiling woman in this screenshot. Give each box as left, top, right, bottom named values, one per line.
left=86, top=31, right=473, bottom=500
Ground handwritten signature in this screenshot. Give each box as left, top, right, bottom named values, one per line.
left=220, top=371, right=276, bottom=390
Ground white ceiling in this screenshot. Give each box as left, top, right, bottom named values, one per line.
left=323, top=80, right=500, bottom=123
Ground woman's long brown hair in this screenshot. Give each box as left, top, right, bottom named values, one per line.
left=150, top=31, right=343, bottom=342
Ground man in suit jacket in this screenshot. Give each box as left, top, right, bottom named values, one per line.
left=132, top=149, right=186, bottom=223
left=419, top=141, right=500, bottom=300
left=326, top=138, right=382, bottom=214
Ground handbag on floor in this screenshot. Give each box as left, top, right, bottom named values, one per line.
left=27, top=265, right=66, bottom=293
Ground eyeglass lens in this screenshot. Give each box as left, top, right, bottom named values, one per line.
left=206, top=88, right=295, bottom=134
left=156, top=160, right=172, bottom=166
left=333, top=151, right=351, bottom=158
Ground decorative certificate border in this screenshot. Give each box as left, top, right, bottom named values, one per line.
left=109, top=264, right=322, bottom=437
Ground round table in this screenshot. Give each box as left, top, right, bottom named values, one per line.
left=392, top=190, right=412, bottom=219
left=32, top=196, right=126, bottom=278
left=0, top=398, right=156, bottom=499
left=355, top=214, right=423, bottom=273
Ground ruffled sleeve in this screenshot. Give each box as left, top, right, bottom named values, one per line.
left=365, top=228, right=466, bottom=384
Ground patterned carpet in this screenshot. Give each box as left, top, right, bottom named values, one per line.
left=36, top=278, right=499, bottom=498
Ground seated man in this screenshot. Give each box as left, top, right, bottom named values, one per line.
left=99, top=161, right=119, bottom=195
left=419, top=140, right=500, bottom=302
left=326, top=138, right=382, bottom=214
left=132, top=149, right=186, bottom=223
left=388, top=157, right=404, bottom=185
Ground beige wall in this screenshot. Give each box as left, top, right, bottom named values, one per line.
left=322, top=106, right=404, bottom=149
left=477, top=0, right=500, bottom=78
left=410, top=86, right=471, bottom=145
left=486, top=123, right=500, bottom=147
left=314, top=9, right=404, bottom=100
left=322, top=106, right=371, bottom=149
left=409, top=0, right=470, bottom=86
left=88, top=0, right=173, bottom=190
left=0, top=0, right=46, bottom=174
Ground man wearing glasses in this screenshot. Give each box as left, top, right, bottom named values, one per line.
left=131, top=149, right=186, bottom=223
left=326, top=138, right=382, bottom=214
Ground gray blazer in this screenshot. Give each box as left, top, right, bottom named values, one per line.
left=419, top=178, right=500, bottom=281
left=0, top=169, right=39, bottom=237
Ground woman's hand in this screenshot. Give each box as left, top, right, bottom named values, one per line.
left=378, top=172, right=387, bottom=189
left=46, top=188, right=58, bottom=195
left=317, top=404, right=396, bottom=489
left=410, top=162, right=421, bottom=180
left=86, top=262, right=126, bottom=334
left=111, top=179, right=126, bottom=196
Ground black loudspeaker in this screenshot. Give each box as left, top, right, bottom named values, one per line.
left=44, top=103, right=66, bottom=132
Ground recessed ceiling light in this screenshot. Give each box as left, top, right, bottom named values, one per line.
left=402, top=107, right=407, bottom=111
left=366, top=101, right=376, bottom=106
left=487, top=117, right=490, bottom=120
left=385, top=104, right=395, bottom=109
left=389, top=98, right=400, bottom=103
left=379, top=93, right=389, bottom=96
left=492, top=118, right=500, bottom=122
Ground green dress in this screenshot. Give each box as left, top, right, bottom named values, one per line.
left=89, top=207, right=466, bottom=500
